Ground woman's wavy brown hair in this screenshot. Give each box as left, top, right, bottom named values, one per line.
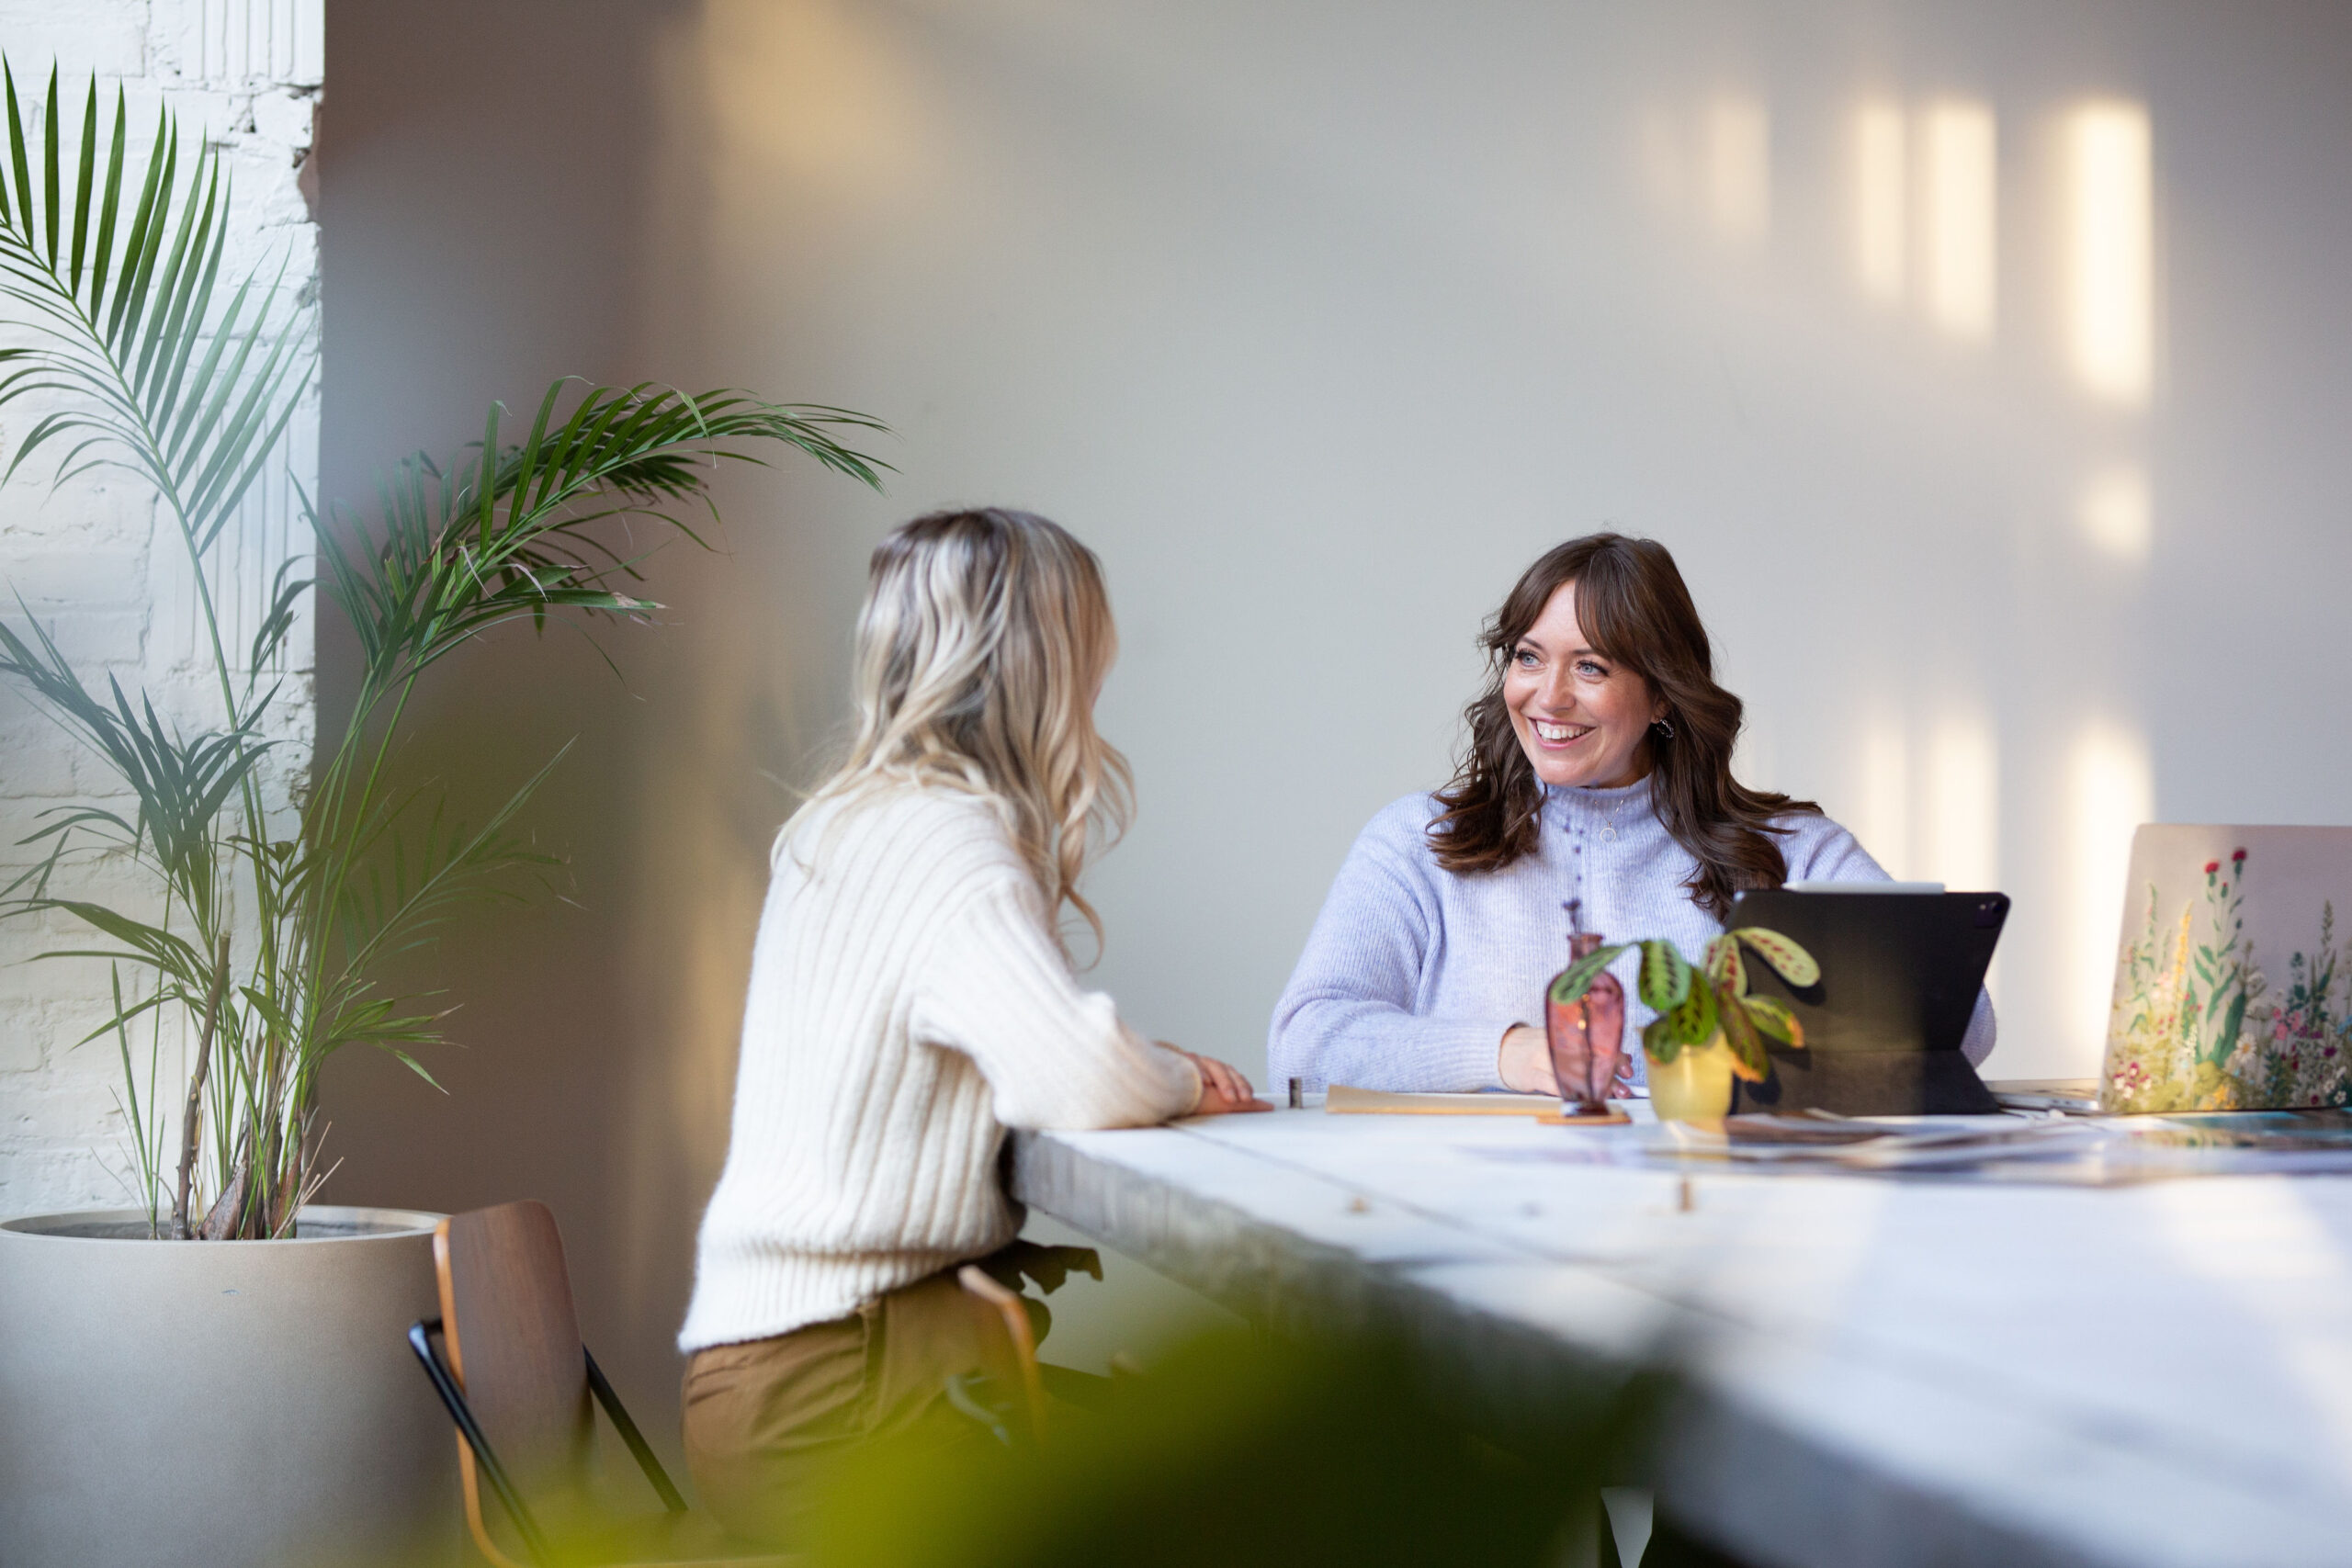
left=1428, top=533, right=1819, bottom=919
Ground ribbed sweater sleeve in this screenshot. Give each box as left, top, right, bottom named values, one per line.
left=1266, top=808, right=1510, bottom=1093
left=910, top=874, right=1201, bottom=1130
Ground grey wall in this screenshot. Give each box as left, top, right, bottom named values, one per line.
left=314, top=0, right=700, bottom=1451
left=638, top=0, right=2352, bottom=1077
left=322, top=0, right=2352, bottom=1444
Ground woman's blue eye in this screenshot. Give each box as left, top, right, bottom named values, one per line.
left=1577, top=660, right=1606, bottom=676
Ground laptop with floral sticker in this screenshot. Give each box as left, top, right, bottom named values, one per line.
left=2102, top=826, right=2352, bottom=1114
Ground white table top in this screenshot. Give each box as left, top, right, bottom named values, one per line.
left=1011, top=1103, right=2352, bottom=1568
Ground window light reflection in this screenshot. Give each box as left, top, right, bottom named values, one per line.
left=1922, top=101, right=1996, bottom=340
left=1854, top=102, right=1907, bottom=303
left=2066, top=101, right=2154, bottom=404
left=1704, top=96, right=1770, bottom=240
left=1855, top=717, right=1912, bottom=878
left=2078, top=464, right=2153, bottom=563
left=2068, top=722, right=2154, bottom=1059
left=1923, top=713, right=2000, bottom=892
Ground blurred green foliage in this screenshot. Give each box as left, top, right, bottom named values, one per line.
left=803, top=1326, right=1664, bottom=1568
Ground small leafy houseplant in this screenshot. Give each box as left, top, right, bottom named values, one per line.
left=0, top=63, right=887, bottom=1237
left=1549, top=928, right=1818, bottom=1118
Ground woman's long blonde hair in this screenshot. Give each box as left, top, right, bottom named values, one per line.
left=794, top=508, right=1132, bottom=953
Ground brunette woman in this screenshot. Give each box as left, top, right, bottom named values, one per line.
left=1269, top=532, right=1993, bottom=1096
left=680, top=509, right=1264, bottom=1546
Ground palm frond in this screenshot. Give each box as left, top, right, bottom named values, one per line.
left=20, top=900, right=210, bottom=981
left=0, top=63, right=312, bottom=562
left=246, top=558, right=308, bottom=677
left=330, top=747, right=570, bottom=987
left=316, top=382, right=888, bottom=705
left=0, top=604, right=270, bottom=897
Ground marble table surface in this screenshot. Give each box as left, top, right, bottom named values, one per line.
left=1011, top=1102, right=2352, bottom=1568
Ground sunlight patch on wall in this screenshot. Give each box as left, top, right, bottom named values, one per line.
left=1852, top=101, right=1907, bottom=304
left=2068, top=720, right=2154, bottom=1058
left=1703, top=95, right=1770, bottom=240
left=1922, top=712, right=2000, bottom=891
left=1922, top=100, right=1997, bottom=341
left=2078, top=463, right=2153, bottom=563
left=1638, top=93, right=1770, bottom=243
left=2065, top=101, right=2154, bottom=405
left=1852, top=716, right=1912, bottom=877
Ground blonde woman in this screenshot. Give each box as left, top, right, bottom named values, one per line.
left=678, top=509, right=1263, bottom=1544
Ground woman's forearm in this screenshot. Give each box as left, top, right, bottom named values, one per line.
left=1270, top=995, right=1512, bottom=1092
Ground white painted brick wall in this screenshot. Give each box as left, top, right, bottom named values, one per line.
left=0, top=0, right=322, bottom=1216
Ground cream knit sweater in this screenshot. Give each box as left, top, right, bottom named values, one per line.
left=678, top=785, right=1201, bottom=1352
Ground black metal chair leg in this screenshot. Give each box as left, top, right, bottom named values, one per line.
left=407, top=1318, right=557, bottom=1567
left=583, top=1347, right=688, bottom=1513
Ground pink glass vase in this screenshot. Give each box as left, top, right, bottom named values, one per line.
left=1546, top=931, right=1606, bottom=1110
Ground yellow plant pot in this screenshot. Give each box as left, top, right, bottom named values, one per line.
left=1647, top=1043, right=1737, bottom=1122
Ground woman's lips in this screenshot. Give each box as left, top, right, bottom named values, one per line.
left=1530, top=718, right=1592, bottom=747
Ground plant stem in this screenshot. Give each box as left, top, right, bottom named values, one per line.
left=171, top=934, right=232, bottom=1239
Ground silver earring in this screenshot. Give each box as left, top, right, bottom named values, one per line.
left=1652, top=717, right=1676, bottom=739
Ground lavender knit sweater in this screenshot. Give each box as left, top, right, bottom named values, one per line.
left=1269, top=776, right=1996, bottom=1092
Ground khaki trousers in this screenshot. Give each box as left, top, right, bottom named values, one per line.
left=681, top=1268, right=1003, bottom=1548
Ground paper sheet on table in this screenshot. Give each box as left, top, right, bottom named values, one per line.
left=1668, top=1113, right=2108, bottom=1168
left=1325, top=1085, right=1563, bottom=1116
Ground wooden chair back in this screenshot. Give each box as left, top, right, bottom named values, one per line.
left=956, top=1264, right=1047, bottom=1440
left=435, top=1201, right=597, bottom=1560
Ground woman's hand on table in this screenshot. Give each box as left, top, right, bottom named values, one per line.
left=1498, top=1025, right=1559, bottom=1095
left=1170, top=1047, right=1273, bottom=1115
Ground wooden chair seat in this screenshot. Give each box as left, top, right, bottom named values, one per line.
left=407, top=1200, right=798, bottom=1567
left=411, top=1203, right=1064, bottom=1564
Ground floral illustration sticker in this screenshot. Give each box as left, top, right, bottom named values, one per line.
left=2103, top=826, right=2352, bottom=1113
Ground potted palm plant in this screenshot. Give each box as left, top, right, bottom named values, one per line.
left=0, top=66, right=886, bottom=1568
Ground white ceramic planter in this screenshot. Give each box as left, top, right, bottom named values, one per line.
left=0, top=1204, right=460, bottom=1568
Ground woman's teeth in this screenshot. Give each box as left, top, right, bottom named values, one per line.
left=1533, top=720, right=1589, bottom=743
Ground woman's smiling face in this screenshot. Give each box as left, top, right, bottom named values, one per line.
left=1504, top=581, right=1665, bottom=790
